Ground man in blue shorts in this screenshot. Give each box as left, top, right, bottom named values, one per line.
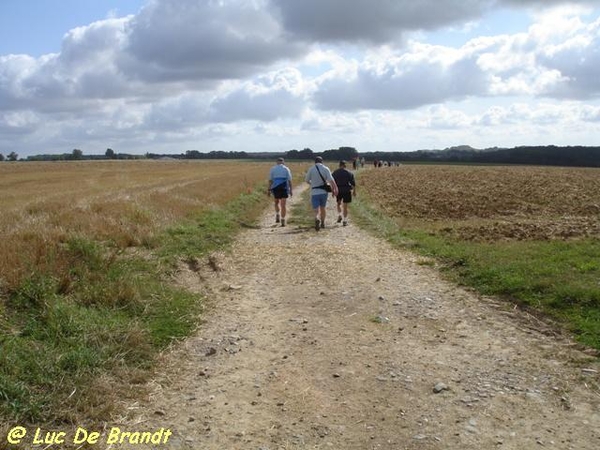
left=305, top=156, right=338, bottom=231
left=268, top=157, right=293, bottom=226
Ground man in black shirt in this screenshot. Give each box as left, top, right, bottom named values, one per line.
left=332, top=160, right=356, bottom=226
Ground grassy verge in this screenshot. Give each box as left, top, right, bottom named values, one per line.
left=289, top=187, right=318, bottom=229
left=0, top=187, right=268, bottom=425
left=352, top=192, right=600, bottom=350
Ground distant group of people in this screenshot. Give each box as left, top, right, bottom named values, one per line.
left=352, top=157, right=366, bottom=170
left=373, top=160, right=401, bottom=167
left=267, top=156, right=356, bottom=231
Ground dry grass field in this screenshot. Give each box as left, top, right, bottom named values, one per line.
left=0, top=158, right=308, bottom=424
left=360, top=164, right=600, bottom=241
left=0, top=159, right=305, bottom=293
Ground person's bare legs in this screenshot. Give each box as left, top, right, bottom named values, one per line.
left=279, top=198, right=287, bottom=226
left=274, top=199, right=280, bottom=222
left=280, top=198, right=287, bottom=220
left=313, top=195, right=328, bottom=231
left=313, top=206, right=327, bottom=230
left=342, top=201, right=349, bottom=225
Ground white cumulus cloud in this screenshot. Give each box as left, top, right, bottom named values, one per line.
left=1, top=0, right=599, bottom=156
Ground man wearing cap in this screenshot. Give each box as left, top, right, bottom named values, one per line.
left=332, top=160, right=356, bottom=226
left=305, top=156, right=338, bottom=231
left=268, top=157, right=293, bottom=226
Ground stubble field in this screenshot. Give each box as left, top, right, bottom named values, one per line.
left=359, top=164, right=600, bottom=242
left=356, top=164, right=600, bottom=349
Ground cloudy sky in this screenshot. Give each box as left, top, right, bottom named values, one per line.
left=1, top=0, right=599, bottom=157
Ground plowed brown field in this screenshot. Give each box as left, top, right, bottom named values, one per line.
left=360, top=165, right=600, bottom=241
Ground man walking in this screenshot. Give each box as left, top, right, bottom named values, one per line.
left=332, top=160, right=356, bottom=226
left=305, top=156, right=338, bottom=231
left=268, top=157, right=293, bottom=226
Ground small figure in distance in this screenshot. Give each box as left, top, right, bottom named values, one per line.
left=305, top=156, right=338, bottom=231
left=268, top=157, right=293, bottom=227
left=332, top=160, right=356, bottom=226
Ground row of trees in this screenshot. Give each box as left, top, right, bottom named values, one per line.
left=148, top=146, right=358, bottom=160
left=11, top=146, right=358, bottom=162
left=284, top=147, right=359, bottom=161
left=25, top=149, right=146, bottom=161
left=180, top=146, right=360, bottom=161
left=6, top=145, right=600, bottom=167
left=358, top=145, right=600, bottom=167
left=0, top=152, right=19, bottom=161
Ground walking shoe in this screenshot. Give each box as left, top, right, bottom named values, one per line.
left=320, top=220, right=325, bottom=229
left=315, top=218, right=320, bottom=231
left=275, top=214, right=280, bottom=223
left=343, top=220, right=348, bottom=226
left=337, top=215, right=342, bottom=223
left=281, top=218, right=286, bottom=227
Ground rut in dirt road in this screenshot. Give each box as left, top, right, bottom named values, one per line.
left=119, top=186, right=600, bottom=450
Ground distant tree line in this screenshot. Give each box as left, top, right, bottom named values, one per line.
left=25, top=149, right=146, bottom=161
left=283, top=147, right=359, bottom=161
left=6, top=145, right=600, bottom=167
left=0, top=151, right=19, bottom=161
left=149, top=148, right=359, bottom=160
left=467, top=146, right=600, bottom=167
left=17, top=147, right=359, bottom=162
left=360, top=145, right=600, bottom=168
left=160, top=145, right=600, bottom=167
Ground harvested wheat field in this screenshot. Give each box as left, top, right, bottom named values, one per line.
left=0, top=159, right=303, bottom=292
left=359, top=165, right=600, bottom=242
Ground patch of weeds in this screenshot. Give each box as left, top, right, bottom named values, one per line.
left=158, top=188, right=267, bottom=263
left=370, top=315, right=390, bottom=324
left=415, top=257, right=436, bottom=266
left=289, top=189, right=317, bottom=229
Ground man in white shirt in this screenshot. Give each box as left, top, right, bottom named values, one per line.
left=268, top=157, right=293, bottom=226
left=305, top=156, right=338, bottom=231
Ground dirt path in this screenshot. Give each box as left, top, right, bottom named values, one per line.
left=118, top=185, right=600, bottom=450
